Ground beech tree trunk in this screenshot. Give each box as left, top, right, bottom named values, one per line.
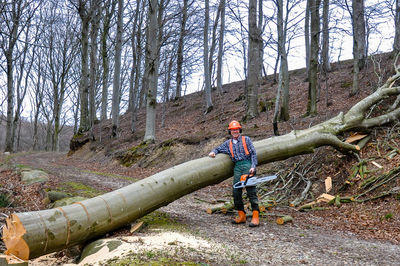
left=394, top=0, right=400, bottom=53
left=78, top=1, right=90, bottom=133
left=143, top=0, right=161, bottom=142
left=246, top=0, right=260, bottom=120
left=307, top=0, right=321, bottom=116
left=175, top=0, right=188, bottom=99
left=3, top=69, right=400, bottom=260
left=216, top=0, right=225, bottom=93
left=203, top=0, right=213, bottom=114
left=111, top=0, right=124, bottom=138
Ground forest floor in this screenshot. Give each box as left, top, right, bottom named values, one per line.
left=1, top=53, right=400, bottom=264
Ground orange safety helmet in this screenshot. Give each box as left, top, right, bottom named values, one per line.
left=228, top=120, right=242, bottom=130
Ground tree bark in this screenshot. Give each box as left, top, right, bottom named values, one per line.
left=111, top=0, right=124, bottom=138
left=131, top=0, right=144, bottom=132
left=128, top=0, right=140, bottom=112
left=352, top=0, right=366, bottom=70
left=89, top=0, right=101, bottom=129
left=276, top=0, right=289, bottom=122
left=175, top=0, right=188, bottom=99
left=203, top=0, right=213, bottom=114
left=100, top=0, right=116, bottom=121
left=350, top=0, right=366, bottom=96
left=4, top=68, right=400, bottom=260
left=321, top=0, right=331, bottom=73
left=143, top=0, right=160, bottom=143
left=216, top=0, right=225, bottom=94
left=3, top=1, right=21, bottom=152
left=307, top=0, right=320, bottom=116
left=304, top=0, right=311, bottom=73
left=246, top=0, right=260, bottom=120
left=394, top=0, right=400, bottom=53
left=78, top=1, right=90, bottom=133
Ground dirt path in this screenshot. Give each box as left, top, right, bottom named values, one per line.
left=8, top=152, right=400, bottom=265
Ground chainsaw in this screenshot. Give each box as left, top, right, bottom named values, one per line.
left=233, top=172, right=277, bottom=189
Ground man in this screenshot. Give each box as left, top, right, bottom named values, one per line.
left=208, top=120, right=260, bottom=227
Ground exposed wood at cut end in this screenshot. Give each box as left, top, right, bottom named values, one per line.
left=276, top=215, right=293, bottom=225
left=2, top=214, right=30, bottom=261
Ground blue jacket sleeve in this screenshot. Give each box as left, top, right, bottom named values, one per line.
left=212, top=140, right=230, bottom=155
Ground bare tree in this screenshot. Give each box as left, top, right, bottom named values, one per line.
left=175, top=0, right=189, bottom=99
left=321, top=0, right=331, bottom=73
left=12, top=21, right=32, bottom=151
left=246, top=0, right=260, bottom=120
left=394, top=0, right=400, bottom=52
left=100, top=0, right=116, bottom=121
left=203, top=0, right=213, bottom=114
left=30, top=53, right=45, bottom=151
left=143, top=0, right=160, bottom=143
left=350, top=0, right=366, bottom=96
left=305, top=0, right=311, bottom=73
left=273, top=0, right=290, bottom=135
left=111, top=0, right=124, bottom=137
left=75, top=0, right=91, bottom=132
left=89, top=0, right=101, bottom=130
left=44, top=2, right=79, bottom=151
left=0, top=0, right=37, bottom=152
left=306, top=0, right=321, bottom=116
left=131, top=0, right=145, bottom=133
left=216, top=0, right=226, bottom=93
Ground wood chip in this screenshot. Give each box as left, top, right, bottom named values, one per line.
left=317, top=193, right=335, bottom=203
left=371, top=161, right=383, bottom=168
left=345, top=133, right=368, bottom=143
left=130, top=221, right=144, bottom=233
left=325, top=177, right=332, bottom=193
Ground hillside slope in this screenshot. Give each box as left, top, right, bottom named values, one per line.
left=67, top=52, right=400, bottom=242
left=1, top=53, right=400, bottom=264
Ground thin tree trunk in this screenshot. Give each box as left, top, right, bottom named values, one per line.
left=111, top=0, right=124, bottom=138
left=352, top=0, right=366, bottom=71
left=175, top=0, right=188, bottom=99
left=305, top=0, right=311, bottom=73
left=394, top=0, right=400, bottom=53
left=89, top=0, right=101, bottom=128
left=246, top=0, right=260, bottom=120
left=78, top=4, right=90, bottom=133
left=208, top=1, right=221, bottom=83
left=143, top=0, right=160, bottom=143
left=321, top=0, right=330, bottom=73
left=4, top=1, right=20, bottom=152
left=128, top=0, right=140, bottom=112
left=307, top=0, right=320, bottom=116
left=216, top=0, right=225, bottom=93
left=131, top=0, right=144, bottom=132
left=100, top=0, right=116, bottom=121
left=258, top=0, right=263, bottom=79
left=277, top=0, right=289, bottom=122
left=32, top=63, right=43, bottom=151
left=203, top=0, right=213, bottom=114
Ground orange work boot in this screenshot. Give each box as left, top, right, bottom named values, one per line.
left=249, top=210, right=259, bottom=227
left=232, top=210, right=246, bottom=224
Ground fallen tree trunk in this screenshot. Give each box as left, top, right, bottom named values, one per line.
left=3, top=65, right=400, bottom=260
